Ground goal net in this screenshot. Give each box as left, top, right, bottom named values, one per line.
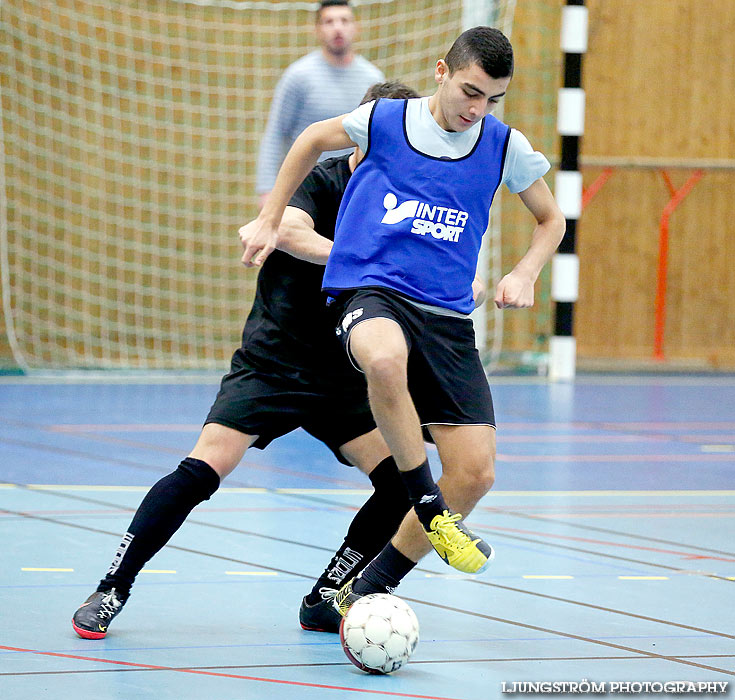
left=0, top=0, right=559, bottom=371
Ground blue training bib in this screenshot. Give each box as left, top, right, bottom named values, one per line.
left=322, top=98, right=510, bottom=314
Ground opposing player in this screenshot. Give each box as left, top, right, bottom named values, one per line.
left=238, top=27, right=566, bottom=612
left=71, top=82, right=422, bottom=640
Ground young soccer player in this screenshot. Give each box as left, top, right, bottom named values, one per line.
left=238, top=27, right=566, bottom=613
left=71, top=82, right=422, bottom=639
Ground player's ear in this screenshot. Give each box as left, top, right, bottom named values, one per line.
left=436, top=60, right=450, bottom=84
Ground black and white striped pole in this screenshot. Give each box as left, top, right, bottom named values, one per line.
left=550, top=0, right=587, bottom=381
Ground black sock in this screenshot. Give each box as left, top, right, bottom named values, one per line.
left=399, top=459, right=448, bottom=529
left=97, top=457, right=220, bottom=599
left=306, top=456, right=410, bottom=605
left=352, top=542, right=417, bottom=595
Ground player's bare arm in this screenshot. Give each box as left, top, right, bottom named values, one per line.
left=240, top=116, right=356, bottom=267
left=494, top=177, right=566, bottom=309
left=278, top=206, right=333, bottom=265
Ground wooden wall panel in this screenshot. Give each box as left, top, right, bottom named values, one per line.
left=577, top=0, right=735, bottom=368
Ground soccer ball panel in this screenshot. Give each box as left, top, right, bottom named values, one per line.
left=363, top=615, right=392, bottom=645
left=344, top=627, right=368, bottom=653
left=360, top=643, right=389, bottom=670
left=383, top=632, right=408, bottom=659
left=391, top=609, right=416, bottom=637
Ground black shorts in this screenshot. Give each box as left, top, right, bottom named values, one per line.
left=333, top=288, right=496, bottom=430
left=204, top=348, right=376, bottom=465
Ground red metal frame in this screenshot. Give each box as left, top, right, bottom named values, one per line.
left=581, top=167, right=704, bottom=361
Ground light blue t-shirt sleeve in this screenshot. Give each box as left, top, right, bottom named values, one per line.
left=501, top=129, right=550, bottom=193
left=342, top=100, right=374, bottom=153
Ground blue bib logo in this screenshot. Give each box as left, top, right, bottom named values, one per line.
left=381, top=192, right=468, bottom=243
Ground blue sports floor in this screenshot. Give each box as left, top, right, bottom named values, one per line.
left=1, top=374, right=734, bottom=699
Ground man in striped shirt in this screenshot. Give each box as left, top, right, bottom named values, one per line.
left=255, top=0, right=384, bottom=208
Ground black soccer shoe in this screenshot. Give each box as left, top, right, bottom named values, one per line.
left=72, top=588, right=126, bottom=639
left=299, top=592, right=342, bottom=633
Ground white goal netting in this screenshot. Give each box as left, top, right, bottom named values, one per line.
left=1, top=0, right=555, bottom=371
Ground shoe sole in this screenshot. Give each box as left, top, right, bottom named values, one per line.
left=299, top=621, right=338, bottom=633
left=71, top=620, right=107, bottom=640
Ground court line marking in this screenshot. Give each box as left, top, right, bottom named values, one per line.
left=479, top=524, right=735, bottom=563
left=479, top=528, right=735, bottom=582
left=0, top=645, right=464, bottom=700
left=23, top=484, right=734, bottom=574
left=399, top=599, right=735, bottom=677
left=5, top=510, right=735, bottom=677
left=0, top=433, right=367, bottom=489
left=497, top=453, right=735, bottom=463
left=463, top=576, right=735, bottom=641
left=481, top=504, right=735, bottom=558
left=5, top=503, right=734, bottom=644
left=6, top=655, right=735, bottom=679
left=6, top=486, right=735, bottom=639
left=6, top=484, right=735, bottom=496
left=10, top=568, right=702, bottom=582
left=140, top=569, right=177, bottom=574
left=618, top=576, right=669, bottom=581
left=3, top=373, right=734, bottom=386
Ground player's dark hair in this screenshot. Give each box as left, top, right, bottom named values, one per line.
left=317, top=0, right=351, bottom=20
left=360, top=81, right=420, bottom=105
left=445, top=26, right=514, bottom=79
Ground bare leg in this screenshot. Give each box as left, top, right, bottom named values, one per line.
left=348, top=318, right=426, bottom=471
left=189, top=422, right=256, bottom=478
left=391, top=424, right=496, bottom=561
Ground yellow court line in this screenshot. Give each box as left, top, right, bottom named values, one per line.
left=140, top=569, right=177, bottom=574
left=225, top=571, right=279, bottom=576
left=26, top=485, right=149, bottom=492
left=523, top=575, right=574, bottom=580
left=5, top=485, right=735, bottom=497
left=618, top=576, right=669, bottom=580
left=21, top=567, right=74, bottom=572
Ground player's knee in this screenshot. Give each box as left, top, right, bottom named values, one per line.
left=362, top=354, right=407, bottom=394
left=458, top=455, right=495, bottom=500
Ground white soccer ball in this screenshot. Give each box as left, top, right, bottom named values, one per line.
left=339, top=593, right=419, bottom=674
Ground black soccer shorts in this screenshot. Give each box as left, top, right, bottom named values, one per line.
left=204, top=348, right=376, bottom=465
left=333, top=287, right=496, bottom=430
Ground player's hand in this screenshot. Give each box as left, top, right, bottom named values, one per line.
left=472, top=275, right=487, bottom=308
left=494, top=270, right=535, bottom=309
left=238, top=218, right=278, bottom=267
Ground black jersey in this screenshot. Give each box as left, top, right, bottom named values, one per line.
left=240, top=155, right=356, bottom=386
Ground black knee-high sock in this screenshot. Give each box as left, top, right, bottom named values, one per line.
left=399, top=459, right=449, bottom=529
left=305, top=456, right=410, bottom=605
left=97, top=457, right=220, bottom=599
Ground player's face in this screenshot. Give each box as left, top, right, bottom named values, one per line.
left=432, top=60, right=511, bottom=132
left=316, top=6, right=357, bottom=58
